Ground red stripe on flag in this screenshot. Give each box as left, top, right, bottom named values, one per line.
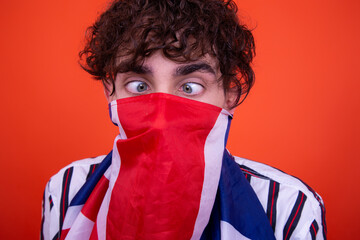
left=81, top=176, right=109, bottom=222
left=89, top=222, right=99, bottom=240
left=59, top=229, right=70, bottom=240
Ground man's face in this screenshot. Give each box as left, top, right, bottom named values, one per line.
left=106, top=51, right=235, bottom=111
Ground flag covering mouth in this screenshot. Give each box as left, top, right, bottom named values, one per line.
left=107, top=93, right=231, bottom=239
left=60, top=93, right=275, bottom=240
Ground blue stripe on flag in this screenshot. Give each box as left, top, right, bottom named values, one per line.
left=70, top=151, right=112, bottom=206
left=201, top=151, right=275, bottom=240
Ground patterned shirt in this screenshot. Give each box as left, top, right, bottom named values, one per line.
left=41, top=155, right=326, bottom=240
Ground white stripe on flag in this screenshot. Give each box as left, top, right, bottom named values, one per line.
left=62, top=205, right=83, bottom=230
left=110, top=101, right=127, bottom=139
left=65, top=212, right=94, bottom=240
left=220, top=220, right=251, bottom=240
left=95, top=168, right=112, bottom=240
left=109, top=135, right=122, bottom=192
left=95, top=144, right=122, bottom=240
left=190, top=112, right=229, bottom=240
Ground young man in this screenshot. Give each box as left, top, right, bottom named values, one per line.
left=41, top=0, right=326, bottom=239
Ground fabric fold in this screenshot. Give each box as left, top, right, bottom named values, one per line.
left=59, top=93, right=275, bottom=239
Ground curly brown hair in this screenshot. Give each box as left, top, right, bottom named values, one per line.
left=79, top=0, right=255, bottom=107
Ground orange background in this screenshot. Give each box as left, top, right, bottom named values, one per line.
left=0, top=0, right=359, bottom=239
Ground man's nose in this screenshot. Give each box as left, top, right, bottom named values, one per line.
left=153, top=82, right=174, bottom=95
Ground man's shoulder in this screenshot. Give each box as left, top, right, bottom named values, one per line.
left=46, top=155, right=106, bottom=197
left=233, top=156, right=324, bottom=205
left=42, top=155, right=107, bottom=239
left=233, top=156, right=326, bottom=239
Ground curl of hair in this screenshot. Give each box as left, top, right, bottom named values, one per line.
left=79, top=0, right=255, bottom=107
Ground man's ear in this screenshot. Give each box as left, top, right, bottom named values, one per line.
left=103, top=80, right=114, bottom=103
left=224, top=88, right=238, bottom=115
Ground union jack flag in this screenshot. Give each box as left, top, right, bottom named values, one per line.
left=56, top=94, right=275, bottom=239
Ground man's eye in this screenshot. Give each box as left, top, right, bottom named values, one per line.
left=125, top=81, right=149, bottom=93
left=181, top=82, right=204, bottom=95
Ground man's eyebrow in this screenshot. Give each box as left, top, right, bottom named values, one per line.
left=127, top=64, right=152, bottom=74
left=175, top=63, right=216, bottom=76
